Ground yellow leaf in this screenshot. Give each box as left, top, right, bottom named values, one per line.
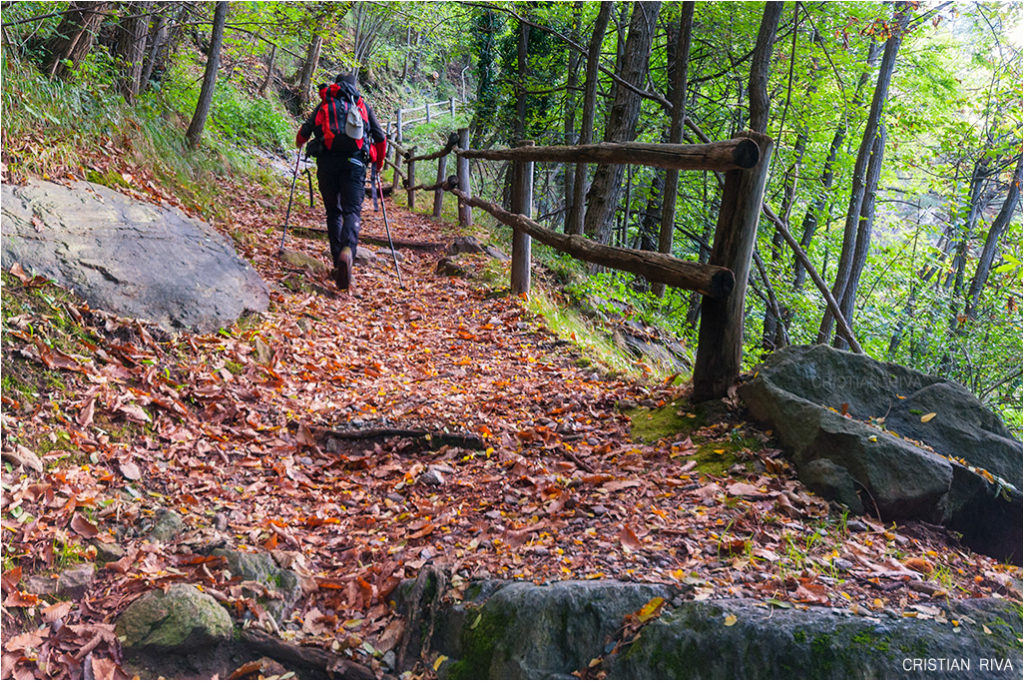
left=433, top=655, right=448, bottom=671
left=588, top=658, right=602, bottom=668
left=637, top=597, right=665, bottom=623
left=920, top=412, right=936, bottom=423
left=983, top=624, right=993, bottom=635
left=724, top=614, right=738, bottom=626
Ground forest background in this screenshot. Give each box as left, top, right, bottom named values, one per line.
left=1, top=0, right=1021, bottom=431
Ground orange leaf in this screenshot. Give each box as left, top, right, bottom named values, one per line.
left=2, top=590, right=39, bottom=607
left=903, top=557, right=934, bottom=574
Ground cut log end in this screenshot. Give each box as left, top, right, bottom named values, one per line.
left=732, top=139, right=761, bottom=169
left=710, top=269, right=735, bottom=300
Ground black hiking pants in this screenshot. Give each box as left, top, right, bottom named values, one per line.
left=317, top=153, right=366, bottom=265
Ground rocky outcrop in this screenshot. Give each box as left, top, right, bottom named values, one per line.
left=739, top=345, right=1022, bottom=563
left=399, top=578, right=1022, bottom=680
left=1, top=178, right=269, bottom=332
left=212, top=549, right=303, bottom=624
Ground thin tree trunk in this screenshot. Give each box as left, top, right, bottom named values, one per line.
left=185, top=1, right=228, bottom=150
left=44, top=1, right=109, bottom=79
left=116, top=1, right=148, bottom=103
left=946, top=157, right=990, bottom=293
left=834, top=123, right=886, bottom=350
left=818, top=5, right=909, bottom=344
left=747, top=1, right=784, bottom=134
left=582, top=1, right=660, bottom=245
left=514, top=15, right=529, bottom=142
left=298, top=34, right=323, bottom=110
left=139, top=3, right=168, bottom=91
left=562, top=2, right=583, bottom=234
left=258, top=43, right=277, bottom=96
left=793, top=40, right=881, bottom=290
left=652, top=1, right=694, bottom=297
left=965, top=156, right=1023, bottom=318
left=567, top=1, right=613, bottom=236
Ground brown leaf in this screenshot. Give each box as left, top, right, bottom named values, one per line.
left=3, top=629, right=45, bottom=652
left=118, top=461, right=142, bottom=481
left=603, top=478, right=643, bottom=493
left=3, top=590, right=40, bottom=608
left=78, top=398, right=96, bottom=428
left=70, top=513, right=99, bottom=538
left=903, top=557, right=934, bottom=574
left=89, top=656, right=120, bottom=681
left=9, top=262, right=30, bottom=284
left=726, top=482, right=768, bottom=498
left=118, top=403, right=150, bottom=423
left=41, top=600, right=73, bottom=623
left=618, top=525, right=643, bottom=552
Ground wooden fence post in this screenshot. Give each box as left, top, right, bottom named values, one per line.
left=433, top=153, right=448, bottom=218
left=691, top=131, right=774, bottom=402
left=457, top=128, right=472, bottom=227
left=425, top=101, right=431, bottom=123
left=391, top=143, right=402, bottom=193
left=510, top=140, right=534, bottom=295
left=396, top=108, right=403, bottom=142
left=449, top=97, right=456, bottom=120
left=406, top=147, right=417, bottom=211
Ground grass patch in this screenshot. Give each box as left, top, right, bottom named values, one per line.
left=523, top=288, right=648, bottom=379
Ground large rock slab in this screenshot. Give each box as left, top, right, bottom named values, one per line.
left=422, top=579, right=672, bottom=679
left=403, top=579, right=1022, bottom=679
left=1, top=178, right=269, bottom=332
left=610, top=598, right=1022, bottom=680
left=739, top=345, right=1021, bottom=563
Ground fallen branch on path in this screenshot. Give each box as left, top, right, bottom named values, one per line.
left=240, top=629, right=375, bottom=679
left=321, top=427, right=487, bottom=451
left=289, top=226, right=444, bottom=251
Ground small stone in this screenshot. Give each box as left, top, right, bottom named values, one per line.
left=386, top=493, right=405, bottom=504
left=213, top=513, right=229, bottom=532
left=382, top=650, right=396, bottom=670
left=92, top=540, right=126, bottom=564
left=484, top=510, right=501, bottom=521
left=846, top=519, right=869, bottom=533
left=832, top=558, right=853, bottom=571
left=419, top=547, right=434, bottom=561
left=532, top=547, right=550, bottom=556
left=421, top=469, right=445, bottom=486
left=57, top=563, right=95, bottom=600
left=24, top=575, right=58, bottom=597
left=590, top=505, right=608, bottom=516
left=148, top=509, right=184, bottom=542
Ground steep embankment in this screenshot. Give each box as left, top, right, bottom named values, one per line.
left=1, top=162, right=1020, bottom=679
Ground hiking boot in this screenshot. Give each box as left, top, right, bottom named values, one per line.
left=334, top=247, right=353, bottom=290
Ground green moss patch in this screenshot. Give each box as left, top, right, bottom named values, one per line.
left=624, top=399, right=703, bottom=443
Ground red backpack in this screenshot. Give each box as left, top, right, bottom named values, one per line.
left=313, top=83, right=370, bottom=156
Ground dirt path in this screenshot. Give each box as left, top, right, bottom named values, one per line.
left=2, top=177, right=1016, bottom=679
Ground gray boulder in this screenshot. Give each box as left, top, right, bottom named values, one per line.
left=1, top=178, right=269, bottom=332
left=212, top=549, right=302, bottom=624
left=115, top=583, right=232, bottom=650
left=420, top=579, right=672, bottom=679
left=610, top=598, right=1022, bottom=680
left=739, top=345, right=1021, bottom=563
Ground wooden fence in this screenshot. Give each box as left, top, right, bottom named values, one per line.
left=387, top=97, right=467, bottom=141
left=384, top=128, right=774, bottom=401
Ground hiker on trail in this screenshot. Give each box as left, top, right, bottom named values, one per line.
left=296, top=73, right=387, bottom=291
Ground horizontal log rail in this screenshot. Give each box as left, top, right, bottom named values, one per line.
left=444, top=181, right=734, bottom=299
left=457, top=139, right=760, bottom=172
left=407, top=131, right=460, bottom=162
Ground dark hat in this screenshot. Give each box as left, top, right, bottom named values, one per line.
left=335, top=72, right=358, bottom=85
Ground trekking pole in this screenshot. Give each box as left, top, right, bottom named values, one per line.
left=305, top=167, right=314, bottom=208
left=278, top=149, right=302, bottom=253
left=370, top=165, right=380, bottom=212
left=374, top=167, right=404, bottom=289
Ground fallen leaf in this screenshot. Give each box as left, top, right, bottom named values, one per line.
left=70, top=513, right=99, bottom=538
left=433, top=655, right=448, bottom=671
left=617, top=525, right=643, bottom=552
left=920, top=412, right=936, bottom=423
left=723, top=613, right=738, bottom=626
left=119, top=461, right=142, bottom=481
left=41, top=601, right=73, bottom=623
left=637, top=596, right=665, bottom=623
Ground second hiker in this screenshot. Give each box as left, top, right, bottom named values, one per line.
left=296, top=72, right=387, bottom=291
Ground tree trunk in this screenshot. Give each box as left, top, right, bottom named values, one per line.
left=562, top=2, right=584, bottom=234
left=139, top=3, right=167, bottom=91
left=116, top=2, right=148, bottom=103
left=652, top=1, right=694, bottom=297
left=965, top=156, right=1022, bottom=318
left=639, top=172, right=665, bottom=252
left=747, top=2, right=784, bottom=134
left=185, top=1, right=228, bottom=150
left=514, top=15, right=530, bottom=141
left=818, top=6, right=909, bottom=344
left=945, top=157, right=990, bottom=293
left=834, top=123, right=886, bottom=350
left=44, top=1, right=109, bottom=79
left=298, top=34, right=323, bottom=110
left=567, top=1, right=613, bottom=236
left=258, top=43, right=277, bottom=96
left=582, top=1, right=660, bottom=245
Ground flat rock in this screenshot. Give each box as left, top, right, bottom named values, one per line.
left=211, top=549, right=301, bottom=624
left=739, top=345, right=1022, bottom=563
left=1, top=178, right=269, bottom=332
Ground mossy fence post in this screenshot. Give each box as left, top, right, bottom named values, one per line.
left=510, top=140, right=534, bottom=295
left=457, top=127, right=472, bottom=227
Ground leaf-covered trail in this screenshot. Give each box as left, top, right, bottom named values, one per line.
left=2, top=170, right=1019, bottom=678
